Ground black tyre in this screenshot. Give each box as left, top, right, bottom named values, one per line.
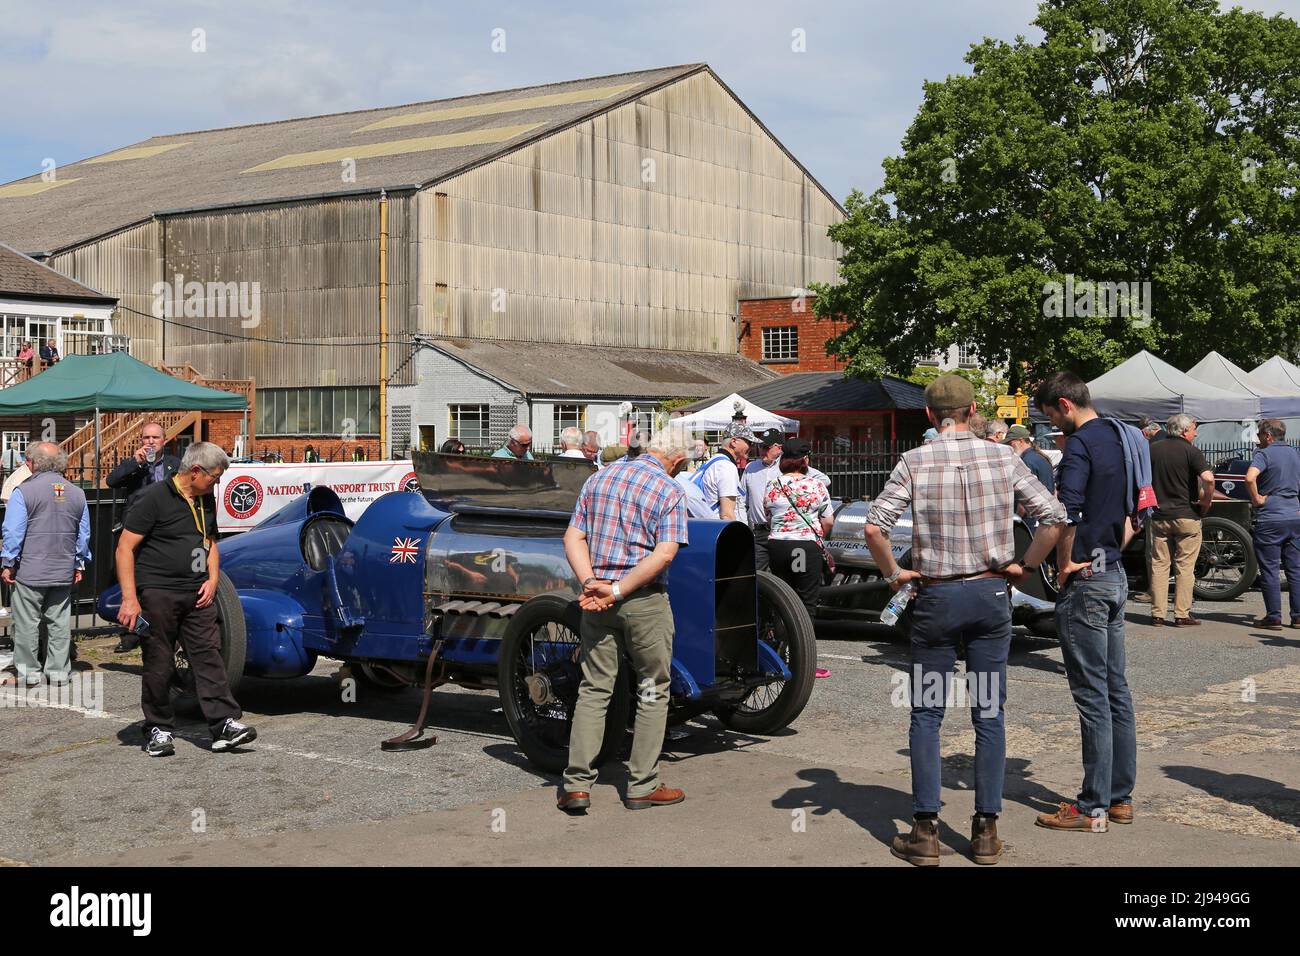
left=170, top=572, right=247, bottom=715
left=715, top=570, right=817, bottom=734
left=497, top=593, right=630, bottom=774
left=1193, top=516, right=1257, bottom=601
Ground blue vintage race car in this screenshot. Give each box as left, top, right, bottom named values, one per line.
left=97, top=452, right=817, bottom=771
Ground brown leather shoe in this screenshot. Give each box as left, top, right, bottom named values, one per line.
left=1150, top=616, right=1165, bottom=627
left=1174, top=616, right=1201, bottom=627
left=890, top=818, right=940, bottom=866
left=970, top=815, right=1003, bottom=864
left=557, top=791, right=591, bottom=814
left=1035, top=802, right=1108, bottom=832
left=1254, top=617, right=1284, bottom=631
left=1108, top=802, right=1133, bottom=825
left=623, top=784, right=684, bottom=809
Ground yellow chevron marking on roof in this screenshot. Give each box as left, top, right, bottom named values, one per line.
left=0, top=179, right=81, bottom=199
left=84, top=142, right=191, bottom=164
left=242, top=123, right=545, bottom=173
left=355, top=82, right=641, bottom=132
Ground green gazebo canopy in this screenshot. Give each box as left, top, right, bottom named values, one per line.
left=0, top=352, right=246, bottom=413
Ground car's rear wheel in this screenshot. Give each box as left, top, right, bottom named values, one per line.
left=497, top=593, right=630, bottom=774
left=170, top=572, right=246, bottom=715
left=715, top=570, right=816, bottom=734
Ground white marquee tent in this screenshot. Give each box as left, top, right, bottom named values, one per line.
left=671, top=393, right=800, bottom=433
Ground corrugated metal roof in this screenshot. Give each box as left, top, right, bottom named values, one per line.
left=678, top=372, right=927, bottom=412
left=0, top=242, right=117, bottom=304
left=422, top=336, right=778, bottom=398
left=0, top=65, right=705, bottom=255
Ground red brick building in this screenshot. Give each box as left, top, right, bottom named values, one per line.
left=738, top=294, right=846, bottom=374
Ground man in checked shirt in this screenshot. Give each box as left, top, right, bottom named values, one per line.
left=559, top=427, right=691, bottom=814
left=864, top=375, right=1066, bottom=865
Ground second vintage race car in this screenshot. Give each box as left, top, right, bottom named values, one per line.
left=97, top=452, right=818, bottom=771
left=817, top=498, right=1258, bottom=635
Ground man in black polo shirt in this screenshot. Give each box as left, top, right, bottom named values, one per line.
left=1033, top=372, right=1138, bottom=833
left=115, top=442, right=256, bottom=757
left=1147, top=414, right=1214, bottom=627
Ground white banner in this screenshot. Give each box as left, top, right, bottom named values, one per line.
left=215, top=460, right=419, bottom=531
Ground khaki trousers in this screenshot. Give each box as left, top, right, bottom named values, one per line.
left=1149, top=517, right=1203, bottom=619
left=564, top=590, right=673, bottom=798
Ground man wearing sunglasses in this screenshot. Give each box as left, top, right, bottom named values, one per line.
left=491, top=425, right=534, bottom=461
left=115, top=442, right=257, bottom=757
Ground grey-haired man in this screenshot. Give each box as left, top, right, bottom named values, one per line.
left=1, top=443, right=90, bottom=687
left=116, top=442, right=256, bottom=756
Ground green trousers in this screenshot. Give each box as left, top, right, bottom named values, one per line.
left=563, top=590, right=674, bottom=798
left=12, top=582, right=72, bottom=684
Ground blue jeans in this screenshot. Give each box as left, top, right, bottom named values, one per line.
left=907, top=577, right=1011, bottom=816
left=1252, top=515, right=1300, bottom=621
left=1055, top=567, right=1136, bottom=815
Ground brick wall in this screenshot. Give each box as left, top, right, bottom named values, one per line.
left=738, top=295, right=846, bottom=374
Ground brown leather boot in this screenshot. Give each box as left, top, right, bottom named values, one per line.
left=1107, top=802, right=1133, bottom=824
left=890, top=818, right=940, bottom=866
left=970, top=815, right=1003, bottom=864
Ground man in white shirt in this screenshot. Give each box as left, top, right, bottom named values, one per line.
left=557, top=426, right=588, bottom=461
left=684, top=423, right=751, bottom=520
left=741, top=429, right=785, bottom=569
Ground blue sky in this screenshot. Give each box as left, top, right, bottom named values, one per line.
left=3, top=0, right=1299, bottom=204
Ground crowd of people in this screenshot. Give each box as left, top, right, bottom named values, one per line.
left=3, top=391, right=1296, bottom=858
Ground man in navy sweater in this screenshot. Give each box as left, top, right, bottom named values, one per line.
left=1033, top=372, right=1137, bottom=833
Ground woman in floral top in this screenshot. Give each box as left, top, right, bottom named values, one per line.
left=764, top=437, right=834, bottom=677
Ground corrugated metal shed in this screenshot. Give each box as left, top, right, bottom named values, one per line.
left=0, top=65, right=704, bottom=255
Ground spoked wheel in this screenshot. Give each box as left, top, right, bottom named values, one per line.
left=1193, top=516, right=1257, bottom=601
left=715, top=570, right=816, bottom=734
left=497, top=593, right=629, bottom=774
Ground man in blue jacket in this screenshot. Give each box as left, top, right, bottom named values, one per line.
left=1033, top=372, right=1138, bottom=833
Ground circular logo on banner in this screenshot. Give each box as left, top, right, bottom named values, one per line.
left=401, top=471, right=420, bottom=492
left=224, top=476, right=264, bottom=520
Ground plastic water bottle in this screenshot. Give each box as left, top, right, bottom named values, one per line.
left=880, top=581, right=916, bottom=626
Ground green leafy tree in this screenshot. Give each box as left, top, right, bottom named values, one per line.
left=814, top=0, right=1300, bottom=386
left=905, top=366, right=1009, bottom=418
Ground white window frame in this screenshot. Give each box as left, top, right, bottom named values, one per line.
left=449, top=404, right=491, bottom=444
left=552, top=404, right=586, bottom=446
left=761, top=325, right=799, bottom=362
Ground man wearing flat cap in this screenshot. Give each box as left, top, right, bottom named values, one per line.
left=864, top=374, right=1066, bottom=866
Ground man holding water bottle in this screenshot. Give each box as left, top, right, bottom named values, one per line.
left=864, top=374, right=1065, bottom=866
left=107, top=422, right=181, bottom=510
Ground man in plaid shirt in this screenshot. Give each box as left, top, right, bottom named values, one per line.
left=559, top=427, right=690, bottom=814
left=864, top=375, right=1066, bottom=866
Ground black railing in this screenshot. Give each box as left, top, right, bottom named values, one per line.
left=809, top=440, right=920, bottom=502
